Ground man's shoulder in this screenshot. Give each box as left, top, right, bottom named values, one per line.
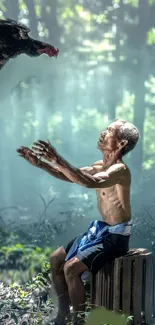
left=91, top=160, right=103, bottom=167
left=107, top=163, right=131, bottom=180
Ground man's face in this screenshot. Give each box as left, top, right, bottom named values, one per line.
left=97, top=121, right=121, bottom=152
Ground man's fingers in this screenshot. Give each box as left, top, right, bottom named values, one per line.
left=21, top=146, right=33, bottom=152
left=33, top=142, right=44, bottom=149
left=32, top=144, right=54, bottom=155
left=37, top=140, right=49, bottom=146
left=32, top=146, right=43, bottom=153
left=47, top=139, right=52, bottom=146
left=29, top=151, right=36, bottom=156
left=17, top=146, right=34, bottom=154
left=20, top=146, right=29, bottom=150
left=33, top=140, right=55, bottom=152
left=16, top=148, right=21, bottom=153
left=16, top=147, right=26, bottom=152
left=17, top=142, right=56, bottom=164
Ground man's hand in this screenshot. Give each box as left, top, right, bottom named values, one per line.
left=16, top=146, right=41, bottom=167
left=32, top=140, right=58, bottom=163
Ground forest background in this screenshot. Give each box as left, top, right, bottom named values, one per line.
left=0, top=0, right=155, bottom=264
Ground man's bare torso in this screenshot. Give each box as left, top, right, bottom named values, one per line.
left=96, top=184, right=131, bottom=225
left=81, top=160, right=131, bottom=226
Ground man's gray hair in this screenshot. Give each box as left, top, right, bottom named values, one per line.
left=116, top=119, right=140, bottom=156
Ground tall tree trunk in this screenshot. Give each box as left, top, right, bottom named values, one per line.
left=25, top=0, right=38, bottom=38
left=5, top=0, right=19, bottom=20
left=131, top=0, right=149, bottom=179
left=41, top=0, right=61, bottom=47
left=107, top=0, right=124, bottom=121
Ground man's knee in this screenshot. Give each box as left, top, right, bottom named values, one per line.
left=63, top=260, right=76, bottom=281
left=64, top=257, right=87, bottom=281
left=50, top=246, right=66, bottom=272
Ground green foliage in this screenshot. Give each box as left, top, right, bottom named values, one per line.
left=123, top=0, right=139, bottom=7
left=147, top=28, right=155, bottom=45
left=0, top=243, right=52, bottom=283
left=149, top=0, right=155, bottom=5
left=0, top=261, right=53, bottom=324
left=116, top=91, right=134, bottom=121
left=18, top=0, right=27, bottom=12
left=34, top=0, right=41, bottom=18
left=71, top=108, right=107, bottom=133
left=0, top=0, right=5, bottom=12
left=86, top=307, right=129, bottom=325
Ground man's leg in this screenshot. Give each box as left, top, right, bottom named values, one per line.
left=64, top=257, right=88, bottom=325
left=50, top=246, right=70, bottom=324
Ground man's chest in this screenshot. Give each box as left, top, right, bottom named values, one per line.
left=96, top=185, right=118, bottom=202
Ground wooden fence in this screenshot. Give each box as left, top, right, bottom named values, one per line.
left=90, top=248, right=153, bottom=325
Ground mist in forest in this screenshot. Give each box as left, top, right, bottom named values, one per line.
left=0, top=0, right=155, bottom=251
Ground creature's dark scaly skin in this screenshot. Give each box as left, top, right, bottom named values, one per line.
left=0, top=18, right=59, bottom=70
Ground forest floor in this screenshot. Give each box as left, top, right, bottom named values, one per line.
left=0, top=244, right=91, bottom=325
left=0, top=269, right=133, bottom=325
left=0, top=243, right=136, bottom=325
left=0, top=275, right=91, bottom=325
left=0, top=280, right=55, bottom=325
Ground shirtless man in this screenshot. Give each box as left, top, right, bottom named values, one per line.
left=17, top=119, right=139, bottom=325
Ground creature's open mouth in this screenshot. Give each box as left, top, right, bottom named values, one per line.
left=38, top=46, right=59, bottom=58
left=46, top=46, right=59, bottom=57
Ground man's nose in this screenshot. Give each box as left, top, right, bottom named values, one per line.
left=101, top=131, right=106, bottom=137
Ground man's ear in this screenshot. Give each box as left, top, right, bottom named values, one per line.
left=118, top=140, right=128, bottom=149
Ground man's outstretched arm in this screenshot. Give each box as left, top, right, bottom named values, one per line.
left=16, top=146, right=100, bottom=183
left=31, top=141, right=114, bottom=187
left=32, top=140, right=128, bottom=188
left=54, top=155, right=127, bottom=188
left=38, top=160, right=73, bottom=182
left=40, top=160, right=103, bottom=183
left=16, top=146, right=72, bottom=182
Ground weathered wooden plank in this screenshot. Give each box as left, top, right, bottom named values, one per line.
left=93, top=272, right=97, bottom=306
left=94, top=274, right=97, bottom=306
left=122, top=256, right=132, bottom=315
left=109, top=260, right=114, bottom=310
left=103, top=263, right=107, bottom=308
left=133, top=256, right=143, bottom=325
left=98, top=269, right=103, bottom=306
left=90, top=274, right=95, bottom=306
left=101, top=266, right=105, bottom=306
left=104, top=264, right=108, bottom=307
left=105, top=262, right=110, bottom=309
left=130, top=259, right=135, bottom=315
left=107, top=261, right=112, bottom=309
left=145, top=253, right=153, bottom=325
left=113, top=257, right=122, bottom=312
left=95, top=271, right=100, bottom=306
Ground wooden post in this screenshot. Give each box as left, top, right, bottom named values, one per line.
left=113, top=258, right=122, bottom=312
left=145, top=253, right=153, bottom=325
left=122, top=256, right=132, bottom=314
left=90, top=248, right=153, bottom=325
